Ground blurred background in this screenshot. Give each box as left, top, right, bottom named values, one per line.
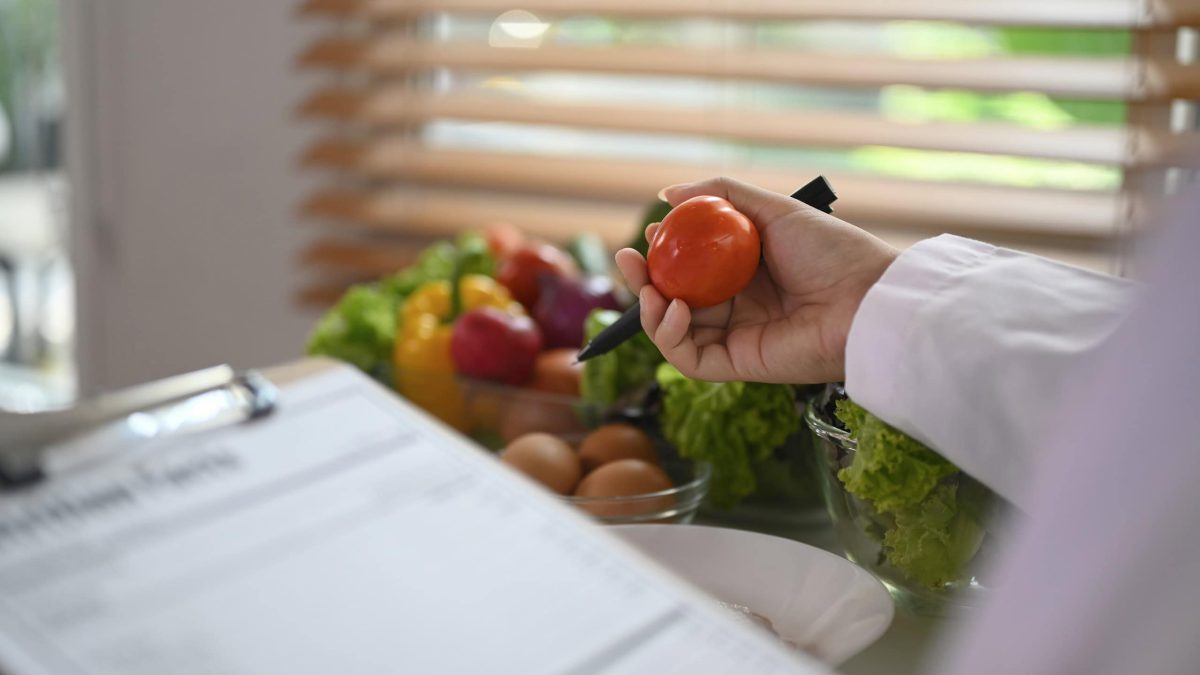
left=0, top=0, right=69, bottom=410
left=0, top=0, right=1196, bottom=404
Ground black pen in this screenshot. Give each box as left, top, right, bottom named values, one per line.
left=576, top=176, right=837, bottom=363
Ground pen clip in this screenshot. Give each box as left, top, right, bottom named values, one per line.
left=790, top=175, right=837, bottom=213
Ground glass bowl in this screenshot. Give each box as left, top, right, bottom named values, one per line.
left=804, top=388, right=1004, bottom=616
left=395, top=368, right=710, bottom=524
left=563, top=458, right=711, bottom=525
left=394, top=367, right=604, bottom=449
left=461, top=378, right=605, bottom=448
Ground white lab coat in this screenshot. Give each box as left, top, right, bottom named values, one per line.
left=843, top=189, right=1200, bottom=674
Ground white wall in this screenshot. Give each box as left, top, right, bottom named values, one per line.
left=66, top=0, right=321, bottom=392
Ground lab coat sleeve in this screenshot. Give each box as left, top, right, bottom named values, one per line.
left=844, top=234, right=1136, bottom=508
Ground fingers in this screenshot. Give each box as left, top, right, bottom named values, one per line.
left=658, top=176, right=815, bottom=229
left=620, top=241, right=735, bottom=379
left=690, top=302, right=733, bottom=330
left=691, top=327, right=727, bottom=347
left=618, top=247, right=733, bottom=330
left=639, top=287, right=738, bottom=381
left=654, top=298, right=696, bottom=358
left=645, top=222, right=659, bottom=244
left=615, top=248, right=649, bottom=290
left=638, top=286, right=670, bottom=344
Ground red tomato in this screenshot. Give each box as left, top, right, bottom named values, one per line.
left=646, top=195, right=760, bottom=308
left=497, top=242, right=579, bottom=310
left=484, top=222, right=525, bottom=260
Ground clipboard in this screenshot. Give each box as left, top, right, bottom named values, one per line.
left=0, top=358, right=825, bottom=675
left=0, top=364, right=280, bottom=488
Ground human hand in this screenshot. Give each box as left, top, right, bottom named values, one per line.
left=615, top=176, right=898, bottom=384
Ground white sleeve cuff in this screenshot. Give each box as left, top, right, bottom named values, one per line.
left=844, top=234, right=998, bottom=431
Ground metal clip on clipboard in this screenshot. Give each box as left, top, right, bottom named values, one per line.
left=0, top=365, right=278, bottom=488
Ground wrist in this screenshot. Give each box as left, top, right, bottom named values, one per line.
left=825, top=240, right=901, bottom=383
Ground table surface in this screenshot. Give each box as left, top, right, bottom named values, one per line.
left=839, top=611, right=941, bottom=675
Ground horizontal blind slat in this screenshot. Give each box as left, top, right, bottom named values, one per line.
left=302, top=238, right=426, bottom=275
left=297, top=0, right=1200, bottom=29
left=298, top=148, right=1125, bottom=236
left=297, top=38, right=1200, bottom=101
left=298, top=284, right=370, bottom=307
left=299, top=89, right=1200, bottom=167
left=302, top=188, right=641, bottom=247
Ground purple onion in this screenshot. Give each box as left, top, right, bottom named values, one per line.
left=534, top=274, right=622, bottom=349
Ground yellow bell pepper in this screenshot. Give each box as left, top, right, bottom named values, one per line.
left=394, top=274, right=523, bottom=429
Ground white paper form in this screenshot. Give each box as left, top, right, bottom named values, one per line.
left=0, top=366, right=829, bottom=675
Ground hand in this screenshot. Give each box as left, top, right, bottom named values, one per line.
left=615, top=176, right=898, bottom=384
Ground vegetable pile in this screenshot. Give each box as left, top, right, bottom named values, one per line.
left=834, top=398, right=992, bottom=589
left=307, top=225, right=617, bottom=432
left=305, top=232, right=495, bottom=385
left=306, top=202, right=818, bottom=512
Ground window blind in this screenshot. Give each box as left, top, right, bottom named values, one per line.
left=294, top=0, right=1198, bottom=304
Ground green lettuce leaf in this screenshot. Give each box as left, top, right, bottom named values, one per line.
left=380, top=232, right=495, bottom=299
left=884, top=481, right=988, bottom=588
left=834, top=398, right=992, bottom=589
left=580, top=309, right=664, bottom=405
left=306, top=284, right=398, bottom=384
left=835, top=399, right=957, bottom=513
left=656, top=364, right=800, bottom=508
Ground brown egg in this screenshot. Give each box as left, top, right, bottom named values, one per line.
left=577, top=424, right=660, bottom=474
left=573, top=459, right=675, bottom=519
left=500, top=433, right=582, bottom=495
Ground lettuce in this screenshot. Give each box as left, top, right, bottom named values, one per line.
left=835, top=399, right=957, bottom=512
left=306, top=233, right=495, bottom=384
left=656, top=364, right=800, bottom=508
left=884, top=482, right=987, bottom=588
left=380, top=232, right=495, bottom=299
left=306, top=284, right=398, bottom=384
left=580, top=309, right=664, bottom=405
left=835, top=398, right=990, bottom=588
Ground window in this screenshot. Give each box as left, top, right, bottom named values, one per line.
left=0, top=0, right=73, bottom=410
left=294, top=0, right=1199, bottom=305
